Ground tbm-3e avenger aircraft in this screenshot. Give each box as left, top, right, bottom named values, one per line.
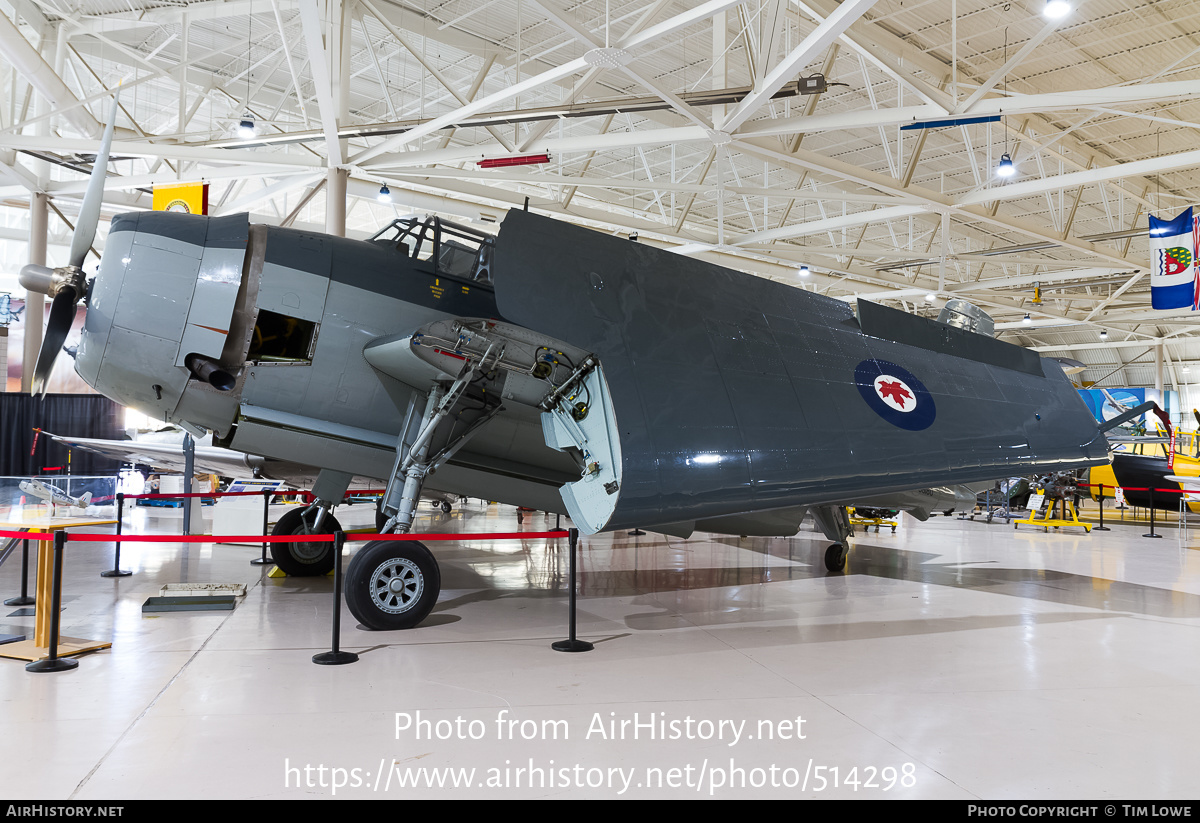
left=22, top=96, right=1113, bottom=631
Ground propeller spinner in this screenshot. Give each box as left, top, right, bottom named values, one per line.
left=18, top=90, right=120, bottom=396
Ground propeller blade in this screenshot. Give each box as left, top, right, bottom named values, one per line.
left=67, top=88, right=121, bottom=270
left=30, top=287, right=78, bottom=396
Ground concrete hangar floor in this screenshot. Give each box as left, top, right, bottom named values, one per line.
left=0, top=499, right=1197, bottom=800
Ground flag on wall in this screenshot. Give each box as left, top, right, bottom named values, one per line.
left=152, top=182, right=208, bottom=214
left=1149, top=207, right=1196, bottom=310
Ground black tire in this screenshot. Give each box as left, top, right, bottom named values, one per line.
left=344, top=540, right=440, bottom=630
left=270, top=507, right=341, bottom=577
left=440, top=500, right=452, bottom=513
left=824, top=543, right=847, bottom=572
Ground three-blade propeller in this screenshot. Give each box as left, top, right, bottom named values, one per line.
left=18, top=89, right=120, bottom=396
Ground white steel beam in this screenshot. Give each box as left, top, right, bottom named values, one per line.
left=0, top=134, right=323, bottom=167
left=957, top=18, right=1063, bottom=113
left=737, top=79, right=1200, bottom=139
left=0, top=10, right=101, bottom=138
left=298, top=0, right=343, bottom=166
left=351, top=0, right=748, bottom=165
left=959, top=148, right=1200, bottom=206
left=720, top=0, right=881, bottom=134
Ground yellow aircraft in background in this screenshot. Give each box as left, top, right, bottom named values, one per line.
left=1088, top=409, right=1200, bottom=513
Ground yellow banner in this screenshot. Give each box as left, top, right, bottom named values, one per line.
left=152, top=182, right=208, bottom=214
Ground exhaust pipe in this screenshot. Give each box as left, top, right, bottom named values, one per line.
left=185, top=353, right=236, bottom=391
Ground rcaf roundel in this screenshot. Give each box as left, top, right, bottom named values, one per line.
left=854, top=359, right=936, bottom=431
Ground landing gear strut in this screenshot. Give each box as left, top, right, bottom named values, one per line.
left=347, top=352, right=505, bottom=630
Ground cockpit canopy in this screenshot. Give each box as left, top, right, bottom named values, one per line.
left=370, top=215, right=495, bottom=284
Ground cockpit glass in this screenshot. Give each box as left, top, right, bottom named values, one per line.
left=371, top=216, right=495, bottom=283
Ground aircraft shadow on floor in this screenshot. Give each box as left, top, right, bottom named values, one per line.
left=418, top=538, right=1200, bottom=636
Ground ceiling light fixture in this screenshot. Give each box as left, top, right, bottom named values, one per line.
left=377, top=184, right=392, bottom=203
left=1099, top=329, right=1108, bottom=341
left=237, top=118, right=257, bottom=140
left=799, top=265, right=810, bottom=277
left=996, top=30, right=1016, bottom=180
left=1022, top=313, right=1032, bottom=324
left=1043, top=0, right=1070, bottom=20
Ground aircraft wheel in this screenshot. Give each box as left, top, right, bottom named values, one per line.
left=270, top=507, right=341, bottom=577
left=824, top=543, right=847, bottom=573
left=440, top=500, right=452, bottom=514
left=345, top=540, right=440, bottom=630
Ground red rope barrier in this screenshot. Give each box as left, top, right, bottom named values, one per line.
left=1070, top=483, right=1190, bottom=494
left=66, top=532, right=336, bottom=543
left=1, top=528, right=569, bottom=544
left=345, top=530, right=569, bottom=542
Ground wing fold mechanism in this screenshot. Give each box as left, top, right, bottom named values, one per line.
left=367, top=317, right=623, bottom=535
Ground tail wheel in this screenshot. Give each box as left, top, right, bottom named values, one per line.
left=824, top=543, right=847, bottom=573
left=270, top=507, right=341, bottom=577
left=345, top=540, right=440, bottom=630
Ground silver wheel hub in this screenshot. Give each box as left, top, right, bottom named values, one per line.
left=289, top=518, right=328, bottom=564
left=292, top=538, right=328, bottom=563
left=368, top=557, right=423, bottom=614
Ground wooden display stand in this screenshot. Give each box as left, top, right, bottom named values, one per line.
left=0, top=513, right=117, bottom=662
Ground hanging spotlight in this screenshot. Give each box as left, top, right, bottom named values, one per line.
left=799, top=265, right=811, bottom=277
left=1099, top=329, right=1108, bottom=341
left=1022, top=313, right=1032, bottom=324
left=1184, top=364, right=1192, bottom=374
left=1043, top=0, right=1070, bottom=19
left=926, top=292, right=937, bottom=303
left=377, top=184, right=392, bottom=203
left=237, top=118, right=257, bottom=140
left=997, top=153, right=1015, bottom=178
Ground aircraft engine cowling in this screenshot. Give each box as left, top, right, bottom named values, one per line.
left=76, top=211, right=250, bottom=436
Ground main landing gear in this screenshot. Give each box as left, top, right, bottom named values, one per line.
left=344, top=540, right=440, bottom=630
left=347, top=351, right=505, bottom=630
left=343, top=320, right=600, bottom=631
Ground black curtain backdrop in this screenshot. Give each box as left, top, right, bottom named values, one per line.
left=0, top=393, right=125, bottom=477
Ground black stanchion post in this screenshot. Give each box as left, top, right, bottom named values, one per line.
left=27, top=532, right=78, bottom=673
left=5, top=538, right=35, bottom=606
left=553, top=528, right=593, bottom=653
left=101, top=493, right=131, bottom=577
left=314, top=531, right=358, bottom=665
left=252, top=489, right=272, bottom=566
left=1144, top=488, right=1162, bottom=538
left=1094, top=484, right=1110, bottom=531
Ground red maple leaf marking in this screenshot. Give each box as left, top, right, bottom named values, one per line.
left=877, top=380, right=913, bottom=408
